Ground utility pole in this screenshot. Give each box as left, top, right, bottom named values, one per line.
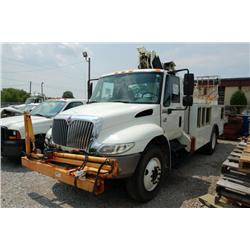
left=41, top=82, right=44, bottom=96
left=29, top=81, right=32, bottom=95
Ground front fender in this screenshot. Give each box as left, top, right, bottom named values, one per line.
left=99, top=123, right=165, bottom=155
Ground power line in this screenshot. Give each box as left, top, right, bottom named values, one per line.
left=2, top=61, right=83, bottom=74
left=2, top=74, right=85, bottom=83
left=1, top=77, right=40, bottom=84
left=2, top=57, right=42, bottom=68
left=1, top=77, right=83, bottom=91
left=2, top=83, right=27, bottom=87
left=1, top=77, right=29, bottom=83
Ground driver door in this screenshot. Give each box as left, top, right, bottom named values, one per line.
left=161, top=75, right=184, bottom=140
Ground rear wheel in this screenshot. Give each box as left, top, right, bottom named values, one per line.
left=126, top=145, right=166, bottom=202
left=205, top=128, right=217, bottom=155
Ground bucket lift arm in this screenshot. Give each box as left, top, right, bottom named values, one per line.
left=137, top=47, right=176, bottom=72
left=24, top=112, right=36, bottom=154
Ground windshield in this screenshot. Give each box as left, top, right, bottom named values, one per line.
left=30, top=101, right=65, bottom=118
left=89, top=72, right=163, bottom=104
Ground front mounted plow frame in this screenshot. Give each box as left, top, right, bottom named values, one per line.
left=21, top=112, right=119, bottom=195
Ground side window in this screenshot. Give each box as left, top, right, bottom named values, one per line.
left=64, top=102, right=83, bottom=111
left=171, top=76, right=180, bottom=103
left=201, top=107, right=206, bottom=126
left=206, top=108, right=211, bottom=124
left=164, top=76, right=180, bottom=107
left=197, top=107, right=211, bottom=128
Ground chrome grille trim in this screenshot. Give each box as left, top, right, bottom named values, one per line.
left=52, top=119, right=94, bottom=151
left=52, top=119, right=68, bottom=146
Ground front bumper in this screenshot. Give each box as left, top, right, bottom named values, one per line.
left=1, top=139, right=25, bottom=157
left=21, top=152, right=119, bottom=194
left=21, top=151, right=141, bottom=194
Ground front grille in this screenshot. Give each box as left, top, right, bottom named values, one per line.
left=52, top=119, right=68, bottom=146
left=52, top=119, right=94, bottom=151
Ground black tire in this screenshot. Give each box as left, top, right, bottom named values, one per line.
left=126, top=145, right=166, bottom=202
left=205, top=128, right=217, bottom=155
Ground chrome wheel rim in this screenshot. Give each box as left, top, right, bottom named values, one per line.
left=143, top=157, right=162, bottom=191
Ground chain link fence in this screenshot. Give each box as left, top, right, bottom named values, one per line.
left=1, top=102, right=24, bottom=108
left=225, top=105, right=250, bottom=116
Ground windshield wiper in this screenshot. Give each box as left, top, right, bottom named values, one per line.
left=32, top=113, right=50, bottom=118
left=111, top=100, right=130, bottom=103
left=89, top=100, right=130, bottom=104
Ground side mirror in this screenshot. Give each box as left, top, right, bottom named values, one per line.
left=183, top=73, right=194, bottom=96
left=88, top=81, right=93, bottom=100
left=183, top=95, right=193, bottom=106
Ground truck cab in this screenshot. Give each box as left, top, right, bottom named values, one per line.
left=49, top=69, right=190, bottom=159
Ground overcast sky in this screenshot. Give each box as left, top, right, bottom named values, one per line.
left=1, top=43, right=249, bottom=99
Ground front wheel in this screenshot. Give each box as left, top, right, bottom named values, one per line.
left=126, top=145, right=166, bottom=202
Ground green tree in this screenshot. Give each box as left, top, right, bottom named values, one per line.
left=62, top=91, right=74, bottom=98
left=230, top=90, right=247, bottom=106
left=1, top=88, right=30, bottom=103
left=230, top=90, right=247, bottom=114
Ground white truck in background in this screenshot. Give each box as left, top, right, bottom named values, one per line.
left=1, top=95, right=45, bottom=118
left=22, top=48, right=225, bottom=202
left=1, top=99, right=85, bottom=158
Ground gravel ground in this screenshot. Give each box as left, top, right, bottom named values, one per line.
left=1, top=140, right=236, bottom=208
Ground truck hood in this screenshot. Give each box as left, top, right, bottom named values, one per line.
left=1, top=115, right=52, bottom=138
left=56, top=102, right=159, bottom=130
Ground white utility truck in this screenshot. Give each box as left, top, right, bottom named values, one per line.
left=22, top=48, right=225, bottom=201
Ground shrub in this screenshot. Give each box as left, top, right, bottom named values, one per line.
left=230, top=90, right=247, bottom=106
left=1, top=88, right=30, bottom=103
left=62, top=91, right=74, bottom=98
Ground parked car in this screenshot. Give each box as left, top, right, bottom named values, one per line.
left=13, top=95, right=45, bottom=112
left=25, top=95, right=45, bottom=105
left=1, top=106, right=24, bottom=118
left=1, top=95, right=45, bottom=118
left=1, top=98, right=85, bottom=158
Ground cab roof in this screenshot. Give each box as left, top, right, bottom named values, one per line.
left=101, top=68, right=166, bottom=78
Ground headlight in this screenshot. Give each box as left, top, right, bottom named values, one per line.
left=97, top=142, right=135, bottom=155
left=45, top=128, right=54, bottom=146
left=8, top=130, right=21, bottom=140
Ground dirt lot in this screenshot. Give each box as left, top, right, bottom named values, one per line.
left=1, top=140, right=236, bottom=208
